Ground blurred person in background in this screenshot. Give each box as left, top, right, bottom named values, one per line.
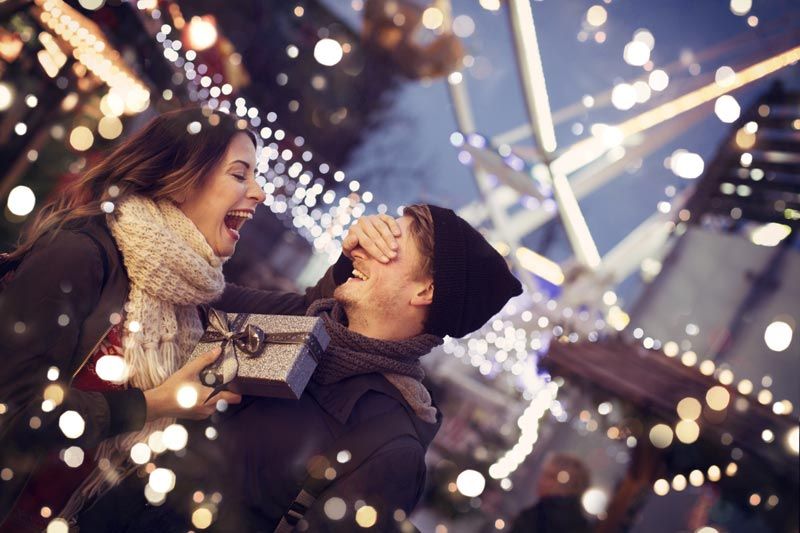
left=509, top=452, right=593, bottom=533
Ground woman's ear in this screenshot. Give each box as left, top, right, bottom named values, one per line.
left=171, top=189, right=189, bottom=205
left=411, top=281, right=434, bottom=307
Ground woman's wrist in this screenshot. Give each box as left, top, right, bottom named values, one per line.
left=143, top=387, right=165, bottom=422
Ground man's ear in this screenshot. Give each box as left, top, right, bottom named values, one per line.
left=410, top=280, right=434, bottom=307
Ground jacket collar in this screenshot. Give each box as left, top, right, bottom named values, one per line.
left=305, top=373, right=442, bottom=447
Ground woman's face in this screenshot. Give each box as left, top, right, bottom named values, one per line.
left=178, top=132, right=265, bottom=258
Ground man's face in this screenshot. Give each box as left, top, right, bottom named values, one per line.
left=334, top=216, right=432, bottom=320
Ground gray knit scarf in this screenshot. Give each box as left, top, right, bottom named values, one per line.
left=306, top=299, right=443, bottom=423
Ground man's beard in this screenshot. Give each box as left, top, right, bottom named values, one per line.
left=333, top=283, right=396, bottom=327
left=333, top=283, right=354, bottom=306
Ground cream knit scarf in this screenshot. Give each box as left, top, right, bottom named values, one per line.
left=61, top=195, right=226, bottom=519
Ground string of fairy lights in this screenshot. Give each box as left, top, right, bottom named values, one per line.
left=135, top=2, right=373, bottom=260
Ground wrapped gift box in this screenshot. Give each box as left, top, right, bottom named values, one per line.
left=188, top=309, right=329, bottom=399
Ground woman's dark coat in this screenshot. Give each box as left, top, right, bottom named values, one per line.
left=0, top=218, right=347, bottom=524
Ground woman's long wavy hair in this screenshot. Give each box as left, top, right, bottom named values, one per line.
left=7, top=107, right=258, bottom=262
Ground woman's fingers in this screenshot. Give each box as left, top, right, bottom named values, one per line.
left=341, top=232, right=359, bottom=259
left=344, top=215, right=401, bottom=263
left=379, top=214, right=402, bottom=237
left=358, top=222, right=393, bottom=262
left=373, top=216, right=400, bottom=250
left=181, top=347, right=222, bottom=376
left=204, top=390, right=242, bottom=406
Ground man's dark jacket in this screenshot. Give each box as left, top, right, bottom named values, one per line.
left=1, top=218, right=439, bottom=530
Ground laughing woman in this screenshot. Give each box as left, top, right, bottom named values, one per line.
left=0, top=108, right=399, bottom=531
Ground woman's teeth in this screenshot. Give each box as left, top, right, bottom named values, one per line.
left=224, top=210, right=253, bottom=231
left=352, top=268, right=369, bottom=281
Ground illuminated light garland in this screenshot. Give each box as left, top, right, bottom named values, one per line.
left=34, top=0, right=150, bottom=112
left=488, top=380, right=559, bottom=480
left=138, top=6, right=372, bottom=258
left=631, top=326, right=795, bottom=420
left=650, top=461, right=786, bottom=512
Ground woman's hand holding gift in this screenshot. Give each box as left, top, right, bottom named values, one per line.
left=143, top=347, right=242, bottom=421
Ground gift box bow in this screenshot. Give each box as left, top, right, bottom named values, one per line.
left=199, top=309, right=324, bottom=398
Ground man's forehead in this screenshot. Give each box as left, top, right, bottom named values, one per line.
left=397, top=216, right=416, bottom=243
left=396, top=216, right=421, bottom=255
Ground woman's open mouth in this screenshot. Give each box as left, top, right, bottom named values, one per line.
left=223, top=209, right=254, bottom=240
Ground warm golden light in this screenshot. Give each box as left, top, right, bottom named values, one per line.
left=737, top=379, right=753, bottom=395
left=422, top=7, right=444, bottom=30
left=787, top=427, right=799, bottom=455
left=586, top=5, right=607, bottom=27
left=677, top=397, right=701, bottom=420
left=187, top=16, right=218, bottom=51
left=355, top=505, right=378, bottom=528
left=653, top=479, right=669, bottom=496
left=98, top=116, right=123, bottom=140
left=680, top=350, right=698, bottom=367
left=515, top=247, right=565, bottom=285
left=671, top=474, right=687, bottom=491
left=69, top=126, right=94, bottom=151
left=706, top=386, right=730, bottom=411
left=717, top=369, right=734, bottom=385
left=758, top=389, right=773, bottom=405
left=663, top=341, right=679, bottom=357
left=675, top=419, right=700, bottom=444
left=191, top=508, right=213, bottom=529
left=649, top=424, right=673, bottom=449
left=699, top=360, right=715, bottom=376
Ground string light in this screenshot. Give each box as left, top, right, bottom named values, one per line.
left=140, top=5, right=373, bottom=259
left=35, top=0, right=150, bottom=113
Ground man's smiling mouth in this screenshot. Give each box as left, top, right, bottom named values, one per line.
left=351, top=268, right=369, bottom=281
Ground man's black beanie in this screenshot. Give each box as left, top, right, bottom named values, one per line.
left=425, top=205, right=523, bottom=338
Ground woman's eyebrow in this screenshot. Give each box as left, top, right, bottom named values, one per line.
left=227, top=159, right=251, bottom=169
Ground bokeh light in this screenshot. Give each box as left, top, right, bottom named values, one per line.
left=706, top=386, right=731, bottom=411
left=187, top=16, right=218, bottom=51
left=764, top=320, right=793, bottom=352
left=314, top=38, right=343, bottom=67
left=456, top=470, right=486, bottom=498
left=7, top=185, right=36, bottom=216
left=581, top=488, right=608, bottom=515
left=649, top=424, right=674, bottom=448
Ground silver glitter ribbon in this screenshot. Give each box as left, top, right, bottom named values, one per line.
left=199, top=309, right=324, bottom=400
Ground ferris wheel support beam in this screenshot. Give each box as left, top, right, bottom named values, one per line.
left=458, top=103, right=707, bottom=242
left=506, top=0, right=602, bottom=270
left=460, top=44, right=800, bottom=235
left=446, top=77, right=541, bottom=293
left=439, top=0, right=538, bottom=293
left=559, top=188, right=692, bottom=310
